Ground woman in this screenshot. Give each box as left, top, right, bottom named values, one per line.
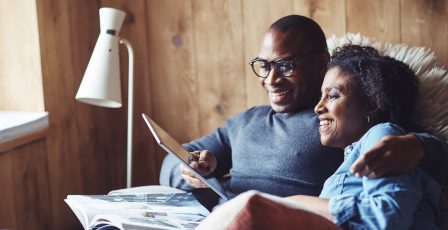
left=288, top=45, right=441, bottom=229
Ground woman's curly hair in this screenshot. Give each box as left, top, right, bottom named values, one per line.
left=328, top=45, right=420, bottom=129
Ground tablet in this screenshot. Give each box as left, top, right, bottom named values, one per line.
left=142, top=113, right=228, bottom=200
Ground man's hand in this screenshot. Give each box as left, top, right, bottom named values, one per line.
left=180, top=150, right=217, bottom=188
left=350, top=134, right=425, bottom=178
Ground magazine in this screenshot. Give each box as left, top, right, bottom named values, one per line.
left=65, top=186, right=210, bottom=230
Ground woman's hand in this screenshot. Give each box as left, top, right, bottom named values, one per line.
left=180, top=150, right=217, bottom=188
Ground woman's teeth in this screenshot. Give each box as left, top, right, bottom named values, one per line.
left=319, top=120, right=333, bottom=126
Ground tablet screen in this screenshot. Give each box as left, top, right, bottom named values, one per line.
left=142, top=113, right=228, bottom=200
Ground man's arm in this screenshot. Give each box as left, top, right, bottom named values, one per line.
left=414, top=132, right=448, bottom=182
left=159, top=154, right=195, bottom=190
left=159, top=126, right=232, bottom=189
left=350, top=133, right=448, bottom=182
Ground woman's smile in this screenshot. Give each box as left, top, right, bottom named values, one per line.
left=314, top=67, right=370, bottom=148
left=318, top=118, right=334, bottom=133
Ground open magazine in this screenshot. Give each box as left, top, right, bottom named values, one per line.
left=65, top=185, right=210, bottom=230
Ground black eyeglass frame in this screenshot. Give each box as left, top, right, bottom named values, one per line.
left=248, top=51, right=322, bottom=78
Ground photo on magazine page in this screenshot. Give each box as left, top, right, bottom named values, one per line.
left=66, top=192, right=210, bottom=230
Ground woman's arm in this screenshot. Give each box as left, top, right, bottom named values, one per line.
left=328, top=174, right=431, bottom=229
left=287, top=168, right=435, bottom=229
left=333, top=124, right=440, bottom=229
left=286, top=195, right=333, bottom=221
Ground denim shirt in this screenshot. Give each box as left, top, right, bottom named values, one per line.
left=319, top=123, right=441, bottom=230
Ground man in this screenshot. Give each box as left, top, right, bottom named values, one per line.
left=160, top=15, right=448, bottom=201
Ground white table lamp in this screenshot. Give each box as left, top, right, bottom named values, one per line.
left=76, top=7, right=134, bottom=188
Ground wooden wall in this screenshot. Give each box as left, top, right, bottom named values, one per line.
left=145, top=0, right=448, bottom=142
left=1, top=0, right=446, bottom=229
left=36, top=1, right=126, bottom=229
left=0, top=137, right=51, bottom=229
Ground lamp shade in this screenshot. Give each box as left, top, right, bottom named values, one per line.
left=75, top=8, right=126, bottom=108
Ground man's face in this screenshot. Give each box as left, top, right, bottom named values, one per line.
left=257, top=30, right=326, bottom=114
left=314, top=67, right=369, bottom=148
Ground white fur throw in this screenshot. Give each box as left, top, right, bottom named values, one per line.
left=327, top=33, right=448, bottom=142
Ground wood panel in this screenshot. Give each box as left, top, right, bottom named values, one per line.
left=401, top=0, right=448, bottom=67
left=37, top=1, right=85, bottom=228
left=144, top=0, right=201, bottom=181
left=0, top=129, right=47, bottom=153
left=36, top=0, right=127, bottom=229
left=11, top=139, right=52, bottom=229
left=346, top=0, right=401, bottom=43
left=146, top=0, right=199, bottom=143
left=0, top=138, right=51, bottom=230
left=293, top=0, right=346, bottom=37
left=0, top=152, right=16, bottom=229
left=192, top=0, right=246, bottom=134
left=0, top=0, right=44, bottom=112
left=242, top=0, right=294, bottom=108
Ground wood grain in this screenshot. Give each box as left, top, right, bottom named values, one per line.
left=37, top=1, right=82, bottom=227
left=192, top=0, right=246, bottom=134
left=401, top=0, right=448, bottom=67
left=0, top=152, right=16, bottom=229
left=37, top=0, right=121, bottom=229
left=293, top=0, right=346, bottom=37
left=0, top=138, right=51, bottom=230
left=347, top=0, right=401, bottom=43
left=11, top=139, right=52, bottom=229
left=146, top=0, right=200, bottom=142
left=0, top=129, right=48, bottom=153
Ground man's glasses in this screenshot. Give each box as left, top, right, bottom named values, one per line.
left=249, top=51, right=320, bottom=78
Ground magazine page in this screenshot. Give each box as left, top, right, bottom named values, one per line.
left=65, top=199, right=91, bottom=230
left=108, top=185, right=185, bottom=195
left=65, top=192, right=210, bottom=230
left=92, top=211, right=206, bottom=230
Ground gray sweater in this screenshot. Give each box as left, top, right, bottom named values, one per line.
left=160, top=106, right=343, bottom=197
left=160, top=106, right=448, bottom=198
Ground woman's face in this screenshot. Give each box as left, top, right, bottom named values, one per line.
left=314, top=67, right=370, bottom=148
